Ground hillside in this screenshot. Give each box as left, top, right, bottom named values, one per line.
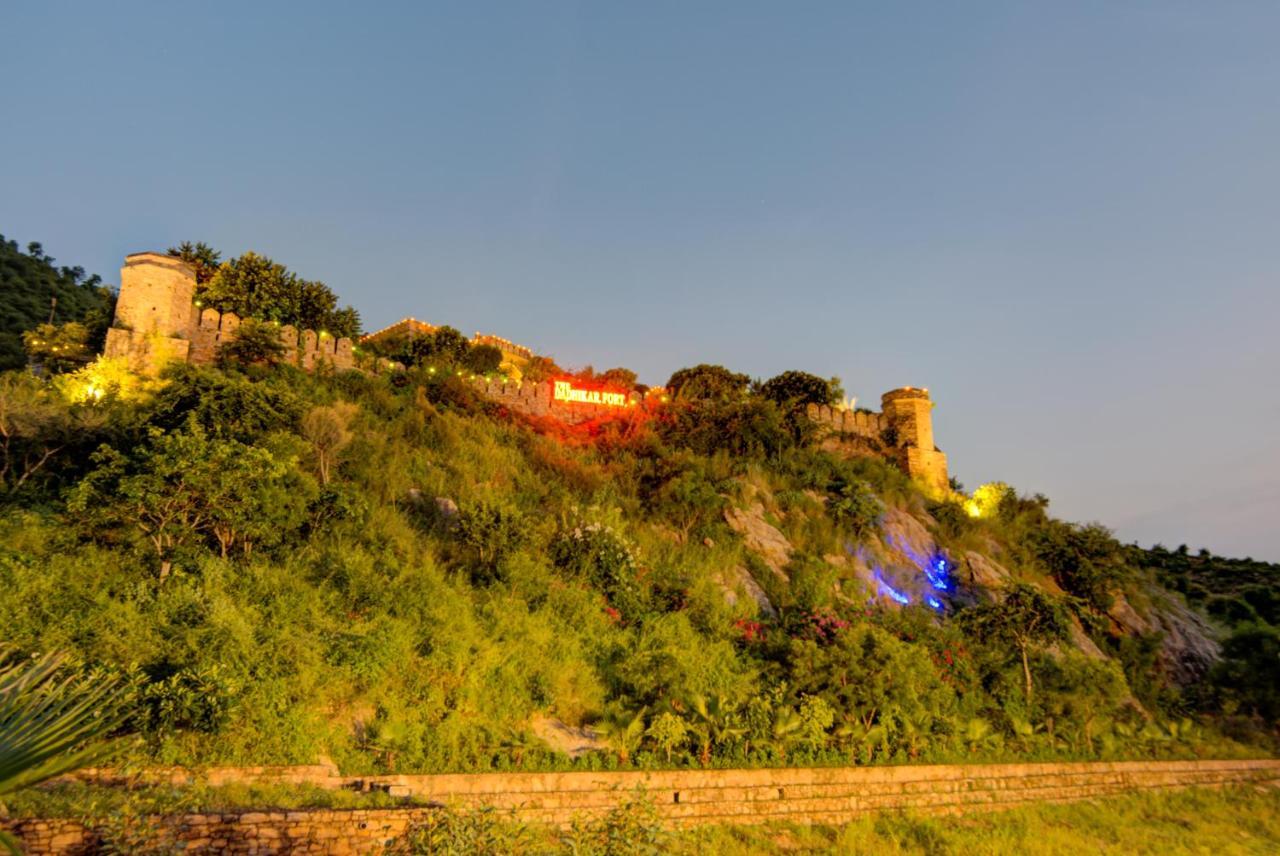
left=2, top=331, right=1276, bottom=778
left=0, top=236, right=114, bottom=371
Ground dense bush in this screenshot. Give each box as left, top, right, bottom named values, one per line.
left=0, top=346, right=1268, bottom=778
left=0, top=236, right=113, bottom=371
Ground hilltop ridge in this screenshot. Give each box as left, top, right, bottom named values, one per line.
left=1, top=245, right=1276, bottom=779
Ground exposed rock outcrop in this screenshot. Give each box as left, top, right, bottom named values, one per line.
left=715, top=565, right=778, bottom=618
left=963, top=550, right=1012, bottom=593
left=529, top=716, right=608, bottom=759
left=724, top=502, right=792, bottom=581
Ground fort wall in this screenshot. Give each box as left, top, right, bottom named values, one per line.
left=103, top=253, right=354, bottom=374
left=8, top=759, right=1278, bottom=853
left=806, top=386, right=949, bottom=491
left=473, top=377, right=641, bottom=425
left=101, top=252, right=947, bottom=488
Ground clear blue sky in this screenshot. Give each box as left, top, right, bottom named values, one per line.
left=3, top=2, right=1277, bottom=560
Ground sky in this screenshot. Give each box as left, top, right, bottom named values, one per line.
left=2, top=1, right=1277, bottom=560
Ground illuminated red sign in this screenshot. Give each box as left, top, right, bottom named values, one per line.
left=552, top=380, right=630, bottom=407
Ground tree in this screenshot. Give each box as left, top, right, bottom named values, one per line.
left=68, top=423, right=312, bottom=576
left=658, top=397, right=793, bottom=460
left=665, top=364, right=751, bottom=401
left=0, top=373, right=82, bottom=494
left=148, top=363, right=302, bottom=443
left=428, top=326, right=472, bottom=366
left=598, top=367, right=638, bottom=390
left=216, top=319, right=288, bottom=369
left=200, top=251, right=361, bottom=339
left=167, top=241, right=222, bottom=285
left=0, top=236, right=111, bottom=371
left=520, top=355, right=562, bottom=384
left=960, top=583, right=1068, bottom=703
left=759, top=371, right=838, bottom=408
left=1031, top=521, right=1130, bottom=611
left=21, top=322, right=93, bottom=373
left=301, top=402, right=358, bottom=485
left=462, top=343, right=503, bottom=375
left=1209, top=623, right=1280, bottom=722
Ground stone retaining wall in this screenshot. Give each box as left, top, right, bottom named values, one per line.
left=8, top=759, right=1278, bottom=854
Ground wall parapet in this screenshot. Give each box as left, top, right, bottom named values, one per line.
left=103, top=253, right=355, bottom=374
left=473, top=377, right=641, bottom=424
left=9, top=759, right=1279, bottom=853
left=806, top=387, right=949, bottom=491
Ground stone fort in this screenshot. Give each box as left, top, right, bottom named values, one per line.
left=104, top=253, right=357, bottom=373
left=102, top=252, right=948, bottom=491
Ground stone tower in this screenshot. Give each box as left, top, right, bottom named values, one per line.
left=881, top=387, right=949, bottom=493
left=103, top=252, right=197, bottom=373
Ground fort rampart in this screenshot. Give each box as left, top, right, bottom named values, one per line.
left=471, top=377, right=642, bottom=425
left=99, top=251, right=947, bottom=489
left=103, top=253, right=355, bottom=374
left=7, top=759, right=1279, bottom=853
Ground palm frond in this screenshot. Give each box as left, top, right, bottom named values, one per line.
left=0, top=650, right=128, bottom=795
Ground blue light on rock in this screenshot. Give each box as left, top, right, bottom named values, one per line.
left=874, top=570, right=911, bottom=605
left=924, top=554, right=952, bottom=592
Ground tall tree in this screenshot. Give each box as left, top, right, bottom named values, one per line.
left=960, top=583, right=1068, bottom=703
left=199, top=251, right=361, bottom=339
left=167, top=241, right=222, bottom=285
left=759, top=371, right=839, bottom=408
left=665, top=364, right=751, bottom=401
left=68, top=423, right=314, bottom=576
left=0, top=236, right=111, bottom=371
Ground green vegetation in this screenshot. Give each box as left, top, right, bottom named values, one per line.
left=1141, top=545, right=1280, bottom=727
left=169, top=244, right=361, bottom=338
left=0, top=240, right=1275, bottom=793
left=367, top=324, right=510, bottom=377
left=0, top=350, right=1272, bottom=779
left=0, top=237, right=112, bottom=372
left=407, top=786, right=1280, bottom=855
left=0, top=651, right=126, bottom=852
left=663, top=786, right=1280, bottom=856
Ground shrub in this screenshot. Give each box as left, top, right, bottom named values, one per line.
left=463, top=344, right=503, bottom=375
left=550, top=522, right=645, bottom=617
left=136, top=664, right=239, bottom=737
left=658, top=398, right=793, bottom=459
left=828, top=478, right=882, bottom=537
left=1031, top=521, right=1131, bottom=611
left=456, top=499, right=528, bottom=582
left=665, top=364, right=751, bottom=402
left=758, top=370, right=839, bottom=408
left=216, top=320, right=288, bottom=369
left=397, top=806, right=531, bottom=856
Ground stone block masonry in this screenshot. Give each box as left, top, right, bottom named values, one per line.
left=8, top=759, right=1278, bottom=853
left=103, top=253, right=355, bottom=375
left=806, top=386, right=949, bottom=492
left=472, top=377, right=642, bottom=425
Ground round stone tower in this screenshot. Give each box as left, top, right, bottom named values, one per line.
left=102, top=252, right=197, bottom=373
left=113, top=252, right=196, bottom=337
left=880, top=386, right=949, bottom=493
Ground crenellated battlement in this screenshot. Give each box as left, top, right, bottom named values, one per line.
left=472, top=377, right=641, bottom=424
left=804, top=403, right=891, bottom=439
left=806, top=387, right=949, bottom=492
left=100, top=252, right=947, bottom=489
left=103, top=253, right=355, bottom=374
